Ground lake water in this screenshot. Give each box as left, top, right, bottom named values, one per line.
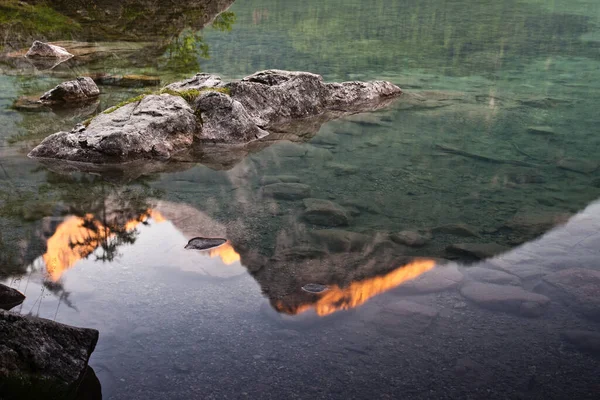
left=1, top=0, right=600, bottom=398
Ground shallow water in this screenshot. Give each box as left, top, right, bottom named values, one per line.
left=1, top=0, right=600, bottom=399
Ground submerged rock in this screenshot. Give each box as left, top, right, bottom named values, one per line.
left=40, top=77, right=100, bottom=103
left=310, top=229, right=370, bottom=252
left=29, top=70, right=401, bottom=164
left=301, top=198, right=350, bottom=227
left=184, top=237, right=227, bottom=251
left=561, top=330, right=600, bottom=356
left=431, top=223, right=480, bottom=238
left=0, top=284, right=25, bottom=311
left=25, top=41, right=73, bottom=59
left=446, top=243, right=509, bottom=260
left=0, top=310, right=98, bottom=397
left=460, top=282, right=550, bottom=317
left=263, top=183, right=312, bottom=200
left=465, top=267, right=521, bottom=286
left=397, top=265, right=464, bottom=294
left=390, top=231, right=430, bottom=247
left=90, top=73, right=161, bottom=88
left=29, top=94, right=198, bottom=163
left=538, top=268, right=600, bottom=322
left=302, top=284, right=329, bottom=294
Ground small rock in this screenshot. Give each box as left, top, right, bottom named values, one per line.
left=539, top=268, right=600, bottom=321
left=40, top=77, right=100, bottom=103
left=304, top=146, right=333, bottom=161
left=465, top=267, right=521, bottom=286
left=561, top=330, right=600, bottom=356
left=263, top=183, right=311, bottom=200
left=397, top=265, right=464, bottom=294
left=0, top=284, right=25, bottom=311
left=527, top=126, right=558, bottom=136
left=446, top=243, right=509, bottom=260
left=504, top=210, right=570, bottom=237
left=431, top=223, right=480, bottom=238
left=25, top=41, right=73, bottom=59
left=460, top=282, right=550, bottom=317
left=557, top=158, right=598, bottom=175
left=302, top=198, right=350, bottom=227
left=261, top=175, right=302, bottom=185
left=302, top=284, right=329, bottom=293
left=390, top=231, right=430, bottom=247
left=184, top=237, right=227, bottom=251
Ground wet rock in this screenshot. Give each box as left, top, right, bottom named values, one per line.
left=304, top=146, right=334, bottom=161
left=527, top=126, right=558, bottom=136
left=397, top=265, right=464, bottom=294
left=561, top=330, right=600, bottom=356
left=390, top=231, right=430, bottom=247
left=310, top=229, right=370, bottom=252
left=460, top=282, right=550, bottom=317
left=431, top=223, right=480, bottom=238
left=263, top=183, right=311, bottom=200
left=163, top=73, right=223, bottom=92
left=40, top=77, right=100, bottom=103
left=302, top=284, right=329, bottom=294
left=29, top=94, right=198, bottom=163
left=465, top=267, right=521, bottom=286
left=195, top=91, right=269, bottom=143
left=538, top=268, right=600, bottom=321
left=557, top=158, right=598, bottom=175
left=301, top=198, right=350, bottom=227
left=0, top=284, right=25, bottom=311
left=25, top=41, right=73, bottom=59
left=446, top=243, right=509, bottom=260
left=504, top=210, right=570, bottom=237
left=0, top=310, right=98, bottom=397
left=184, top=237, right=227, bottom=251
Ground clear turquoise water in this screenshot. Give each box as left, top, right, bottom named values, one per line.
left=1, top=1, right=600, bottom=398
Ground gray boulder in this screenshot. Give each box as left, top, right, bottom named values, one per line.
left=195, top=91, right=269, bottom=143
left=40, top=77, right=100, bottom=103
left=29, top=94, right=199, bottom=163
left=0, top=284, right=25, bottom=311
left=163, top=73, right=223, bottom=92
left=25, top=41, right=73, bottom=59
left=0, top=310, right=98, bottom=397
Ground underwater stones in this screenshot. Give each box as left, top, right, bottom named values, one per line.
left=325, top=162, right=359, bottom=176
left=460, top=283, right=550, bottom=317
left=465, top=267, right=521, bottom=286
left=29, top=94, right=198, bottom=163
left=260, top=175, right=302, bottom=185
left=302, top=284, right=329, bottom=294
left=397, top=265, right=464, bottom=294
left=184, top=237, right=227, bottom=251
left=0, top=284, right=25, bottom=311
left=446, top=243, right=509, bottom=260
left=310, top=229, right=370, bottom=252
left=556, top=158, right=598, bottom=175
left=40, top=77, right=100, bottom=103
left=25, top=41, right=73, bottom=59
left=301, top=198, right=350, bottom=227
left=377, top=300, right=438, bottom=336
left=390, top=231, right=430, bottom=248
left=0, top=310, right=98, bottom=396
left=195, top=91, right=269, bottom=143
left=163, top=73, right=223, bottom=92
left=526, top=126, right=558, bottom=136
left=517, top=97, right=571, bottom=109
left=561, top=330, right=600, bottom=356
left=538, top=268, right=600, bottom=322
left=90, top=73, right=161, bottom=88
left=262, top=183, right=311, bottom=200
left=431, top=223, right=480, bottom=238
left=504, top=210, right=571, bottom=237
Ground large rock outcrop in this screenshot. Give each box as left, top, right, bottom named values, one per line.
left=0, top=310, right=99, bottom=398
left=29, top=70, right=401, bottom=164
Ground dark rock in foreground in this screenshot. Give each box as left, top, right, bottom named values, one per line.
left=0, top=284, right=25, bottom=311
left=185, top=237, right=228, bottom=251
left=0, top=310, right=98, bottom=398
left=29, top=70, right=401, bottom=164
left=41, top=77, right=100, bottom=103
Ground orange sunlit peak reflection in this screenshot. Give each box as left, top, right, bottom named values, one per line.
left=208, top=242, right=241, bottom=265
left=276, top=259, right=436, bottom=317
left=43, top=209, right=166, bottom=282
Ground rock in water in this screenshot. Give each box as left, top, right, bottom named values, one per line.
left=0, top=284, right=25, bottom=311
left=25, top=41, right=74, bottom=59
left=390, top=231, right=430, bottom=247
left=29, top=94, right=198, bottom=163
left=561, top=330, right=600, bottom=356
left=29, top=70, right=401, bottom=164
left=301, top=198, right=350, bottom=227
left=184, top=237, right=227, bottom=251
left=262, top=183, right=312, bottom=200
left=446, top=243, right=509, bottom=260
left=0, top=310, right=98, bottom=397
left=460, top=282, right=550, bottom=317
left=40, top=77, right=100, bottom=103
left=302, top=284, right=329, bottom=293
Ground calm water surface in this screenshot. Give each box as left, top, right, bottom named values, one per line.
left=1, top=0, right=600, bottom=398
